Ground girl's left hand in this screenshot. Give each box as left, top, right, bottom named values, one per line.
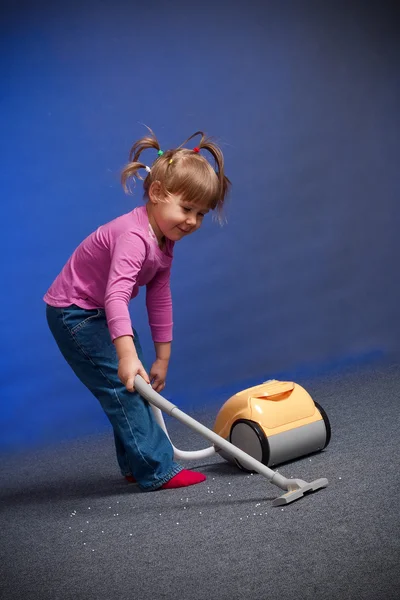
left=149, top=358, right=169, bottom=393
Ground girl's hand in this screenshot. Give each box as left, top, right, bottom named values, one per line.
left=149, top=358, right=169, bottom=393
left=118, top=357, right=150, bottom=392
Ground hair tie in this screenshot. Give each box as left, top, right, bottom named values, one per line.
left=145, top=166, right=151, bottom=173
left=157, top=149, right=164, bottom=156
left=169, top=159, right=173, bottom=165
left=193, top=147, right=200, bottom=153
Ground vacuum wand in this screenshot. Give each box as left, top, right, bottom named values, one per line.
left=135, top=376, right=328, bottom=506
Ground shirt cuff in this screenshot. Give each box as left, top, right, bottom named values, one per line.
left=107, top=317, right=134, bottom=341
left=150, top=323, right=173, bottom=343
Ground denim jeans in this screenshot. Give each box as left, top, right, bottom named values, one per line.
left=46, top=304, right=182, bottom=490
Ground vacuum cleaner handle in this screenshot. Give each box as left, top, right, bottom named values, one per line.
left=255, top=381, right=294, bottom=398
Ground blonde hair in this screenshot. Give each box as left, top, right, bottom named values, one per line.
left=121, top=127, right=231, bottom=223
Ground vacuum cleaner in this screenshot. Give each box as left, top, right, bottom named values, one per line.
left=135, top=376, right=330, bottom=507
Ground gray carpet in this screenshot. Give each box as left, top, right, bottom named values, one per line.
left=1, top=362, right=399, bottom=600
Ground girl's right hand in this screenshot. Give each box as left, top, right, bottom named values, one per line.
left=118, top=357, right=150, bottom=392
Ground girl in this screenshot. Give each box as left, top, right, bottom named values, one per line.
left=44, top=129, right=231, bottom=491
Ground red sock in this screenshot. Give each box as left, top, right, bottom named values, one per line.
left=161, top=469, right=206, bottom=489
left=125, top=470, right=206, bottom=488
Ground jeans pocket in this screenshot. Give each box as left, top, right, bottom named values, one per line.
left=62, top=306, right=104, bottom=336
left=63, top=306, right=113, bottom=360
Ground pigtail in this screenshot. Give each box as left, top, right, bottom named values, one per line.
left=200, top=135, right=231, bottom=207
left=128, top=125, right=160, bottom=162
left=178, top=131, right=231, bottom=210
left=121, top=125, right=161, bottom=194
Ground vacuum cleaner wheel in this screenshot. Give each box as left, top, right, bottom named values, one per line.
left=314, top=401, right=331, bottom=448
left=230, top=419, right=270, bottom=473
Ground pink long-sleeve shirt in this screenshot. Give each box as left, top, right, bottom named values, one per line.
left=44, top=205, right=174, bottom=342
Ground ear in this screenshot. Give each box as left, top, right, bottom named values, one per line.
left=149, top=181, right=162, bottom=204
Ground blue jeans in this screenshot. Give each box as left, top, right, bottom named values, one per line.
left=46, top=304, right=182, bottom=490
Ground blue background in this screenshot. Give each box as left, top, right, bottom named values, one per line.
left=1, top=0, right=399, bottom=452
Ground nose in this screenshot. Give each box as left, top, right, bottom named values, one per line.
left=185, top=213, right=197, bottom=227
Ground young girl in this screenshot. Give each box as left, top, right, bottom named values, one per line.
left=44, top=129, right=231, bottom=491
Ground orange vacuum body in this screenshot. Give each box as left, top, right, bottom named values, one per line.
left=213, top=379, right=331, bottom=469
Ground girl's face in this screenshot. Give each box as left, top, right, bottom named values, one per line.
left=147, top=184, right=210, bottom=244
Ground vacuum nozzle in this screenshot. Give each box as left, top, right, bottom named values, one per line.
left=272, top=478, right=328, bottom=506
